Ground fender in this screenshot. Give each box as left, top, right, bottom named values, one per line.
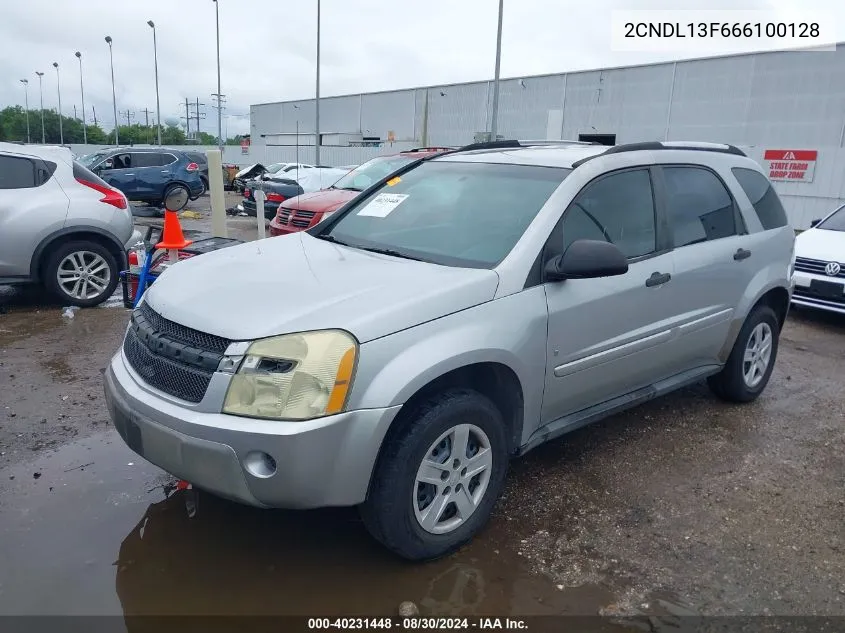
left=29, top=226, right=127, bottom=281
left=347, top=287, right=549, bottom=447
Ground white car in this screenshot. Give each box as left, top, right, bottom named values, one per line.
left=792, top=204, right=845, bottom=314
left=294, top=167, right=351, bottom=193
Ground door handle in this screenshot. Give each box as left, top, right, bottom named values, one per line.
left=123, top=173, right=135, bottom=177
left=733, top=248, right=751, bottom=261
left=160, top=171, right=171, bottom=174
left=645, top=271, right=671, bottom=287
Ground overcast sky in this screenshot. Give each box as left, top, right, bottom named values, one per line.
left=2, top=0, right=842, bottom=138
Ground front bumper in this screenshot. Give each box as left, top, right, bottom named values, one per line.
left=104, top=351, right=401, bottom=509
left=791, top=271, right=845, bottom=315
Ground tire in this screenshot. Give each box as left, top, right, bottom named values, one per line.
left=190, top=177, right=208, bottom=201
left=360, top=389, right=509, bottom=561
left=162, top=183, right=190, bottom=208
left=707, top=305, right=780, bottom=403
left=43, top=240, right=119, bottom=307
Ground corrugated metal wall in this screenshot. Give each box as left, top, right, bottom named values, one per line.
left=247, top=45, right=845, bottom=227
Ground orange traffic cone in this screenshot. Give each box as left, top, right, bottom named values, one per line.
left=156, top=209, right=192, bottom=250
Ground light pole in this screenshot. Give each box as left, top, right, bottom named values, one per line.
left=105, top=36, right=119, bottom=145
left=490, top=0, right=504, bottom=142
left=293, top=104, right=300, bottom=180
left=52, top=63, right=64, bottom=145
left=212, top=0, right=223, bottom=152
left=35, top=72, right=45, bottom=143
left=74, top=52, right=87, bottom=144
left=19, top=79, right=31, bottom=143
left=147, top=20, right=162, bottom=145
left=315, top=0, right=321, bottom=165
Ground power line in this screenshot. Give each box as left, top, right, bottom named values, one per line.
left=119, top=109, right=136, bottom=127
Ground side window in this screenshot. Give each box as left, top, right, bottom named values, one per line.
left=663, top=167, right=737, bottom=247
left=131, top=153, right=160, bottom=168
left=562, top=169, right=656, bottom=259
left=731, top=168, right=788, bottom=230
left=112, top=153, right=132, bottom=169
left=159, top=153, right=178, bottom=166
left=0, top=155, right=37, bottom=189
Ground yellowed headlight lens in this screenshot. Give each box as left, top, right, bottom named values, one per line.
left=222, top=330, right=357, bottom=420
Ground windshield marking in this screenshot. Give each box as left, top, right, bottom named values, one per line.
left=357, top=193, right=409, bottom=218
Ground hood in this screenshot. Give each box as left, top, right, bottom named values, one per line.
left=235, top=163, right=266, bottom=179
left=143, top=233, right=499, bottom=343
left=795, top=228, right=845, bottom=262
left=281, top=188, right=358, bottom=213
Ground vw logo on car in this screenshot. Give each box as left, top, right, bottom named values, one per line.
left=824, top=261, right=841, bottom=276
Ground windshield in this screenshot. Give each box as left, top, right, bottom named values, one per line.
left=78, top=152, right=108, bottom=168
left=332, top=155, right=417, bottom=192
left=817, top=205, right=845, bottom=232
left=319, top=160, right=570, bottom=268
left=266, top=163, right=286, bottom=173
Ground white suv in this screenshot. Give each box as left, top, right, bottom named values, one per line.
left=792, top=203, right=845, bottom=314
left=0, top=143, right=140, bottom=306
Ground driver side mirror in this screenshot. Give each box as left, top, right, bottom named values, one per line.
left=810, top=219, right=821, bottom=228
left=545, top=239, right=628, bottom=282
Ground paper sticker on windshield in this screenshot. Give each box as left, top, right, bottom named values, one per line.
left=386, top=176, right=401, bottom=186
left=357, top=193, right=409, bottom=218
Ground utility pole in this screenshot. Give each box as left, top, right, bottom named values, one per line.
left=140, top=107, right=154, bottom=144
left=182, top=98, right=191, bottom=138
left=315, top=0, right=321, bottom=165
left=19, top=79, right=30, bottom=144
left=189, top=97, right=206, bottom=137
left=91, top=105, right=98, bottom=128
left=73, top=104, right=77, bottom=121
left=211, top=93, right=226, bottom=145
left=213, top=0, right=223, bottom=152
left=120, top=109, right=135, bottom=128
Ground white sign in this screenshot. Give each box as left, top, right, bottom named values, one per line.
left=763, top=149, right=818, bottom=182
left=357, top=193, right=409, bottom=218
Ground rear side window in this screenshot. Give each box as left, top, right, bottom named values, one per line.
left=731, top=168, right=788, bottom=229
left=663, top=167, right=737, bottom=247
left=159, top=153, right=178, bottom=166
left=0, top=155, right=56, bottom=189
left=73, top=161, right=111, bottom=188
left=131, top=153, right=162, bottom=168
left=185, top=152, right=207, bottom=164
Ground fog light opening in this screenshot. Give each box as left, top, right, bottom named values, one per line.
left=243, top=451, right=277, bottom=478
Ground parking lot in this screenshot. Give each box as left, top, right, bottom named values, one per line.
left=0, top=188, right=843, bottom=618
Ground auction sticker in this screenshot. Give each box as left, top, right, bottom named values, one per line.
left=357, top=193, right=408, bottom=218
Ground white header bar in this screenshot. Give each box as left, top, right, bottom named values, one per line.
left=611, top=10, right=836, bottom=54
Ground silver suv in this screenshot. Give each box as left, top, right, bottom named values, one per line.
left=104, top=140, right=794, bottom=560
left=0, top=143, right=139, bottom=306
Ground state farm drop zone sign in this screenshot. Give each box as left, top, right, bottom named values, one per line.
left=763, top=149, right=818, bottom=182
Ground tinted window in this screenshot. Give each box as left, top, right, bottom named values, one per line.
left=563, top=169, right=656, bottom=259
left=322, top=161, right=569, bottom=268
left=816, top=205, right=845, bottom=232
left=131, top=153, right=162, bottom=168
left=731, top=168, right=788, bottom=230
left=159, top=153, right=178, bottom=166
left=0, top=155, right=37, bottom=189
left=185, top=152, right=207, bottom=164
left=664, top=167, right=737, bottom=247
left=73, top=161, right=111, bottom=189
left=110, top=153, right=132, bottom=169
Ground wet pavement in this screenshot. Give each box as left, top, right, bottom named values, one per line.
left=1, top=209, right=844, bottom=618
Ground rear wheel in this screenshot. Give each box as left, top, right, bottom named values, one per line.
left=708, top=305, right=780, bottom=402
left=360, top=389, right=509, bottom=561
left=190, top=177, right=208, bottom=200
left=162, top=183, right=190, bottom=208
left=43, top=241, right=119, bottom=307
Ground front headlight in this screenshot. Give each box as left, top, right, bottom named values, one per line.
left=222, top=329, right=357, bottom=420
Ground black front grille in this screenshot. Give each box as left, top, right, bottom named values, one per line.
left=277, top=209, right=291, bottom=225
left=295, top=210, right=316, bottom=219
left=123, top=328, right=213, bottom=403
left=291, top=218, right=311, bottom=228
left=794, top=257, right=845, bottom=279
left=124, top=304, right=233, bottom=403
left=139, top=302, right=230, bottom=354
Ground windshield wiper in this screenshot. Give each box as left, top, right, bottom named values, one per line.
left=358, top=246, right=425, bottom=262
left=314, top=234, right=351, bottom=247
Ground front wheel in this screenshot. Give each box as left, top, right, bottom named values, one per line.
left=360, top=389, right=509, bottom=561
left=708, top=305, right=780, bottom=402
left=163, top=183, right=190, bottom=208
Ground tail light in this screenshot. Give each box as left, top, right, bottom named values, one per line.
left=266, top=192, right=286, bottom=203
left=186, top=162, right=199, bottom=172
left=76, top=178, right=128, bottom=210
left=244, top=188, right=251, bottom=198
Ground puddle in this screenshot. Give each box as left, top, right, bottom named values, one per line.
left=0, top=431, right=616, bottom=617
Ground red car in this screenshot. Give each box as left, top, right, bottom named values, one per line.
left=268, top=147, right=452, bottom=236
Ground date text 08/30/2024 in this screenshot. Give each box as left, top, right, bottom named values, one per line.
left=307, top=618, right=528, bottom=630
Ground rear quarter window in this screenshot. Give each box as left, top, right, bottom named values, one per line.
left=73, top=161, right=112, bottom=188
left=731, top=168, right=788, bottom=230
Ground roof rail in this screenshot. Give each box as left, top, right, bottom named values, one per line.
left=518, top=139, right=601, bottom=146
left=452, top=139, right=599, bottom=153
left=570, top=140, right=747, bottom=168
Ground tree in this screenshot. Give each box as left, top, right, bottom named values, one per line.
left=161, top=123, right=186, bottom=145
left=0, top=105, right=108, bottom=144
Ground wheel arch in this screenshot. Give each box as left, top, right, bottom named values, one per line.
left=30, top=228, right=126, bottom=282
